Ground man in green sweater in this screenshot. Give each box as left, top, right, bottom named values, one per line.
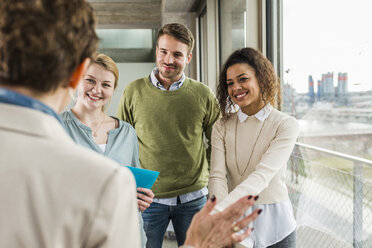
left=117, top=23, right=220, bottom=248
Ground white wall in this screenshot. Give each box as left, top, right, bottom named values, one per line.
left=105, top=62, right=155, bottom=116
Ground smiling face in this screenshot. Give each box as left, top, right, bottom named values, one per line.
left=226, top=63, right=265, bottom=115
left=77, top=63, right=115, bottom=110
left=156, top=34, right=192, bottom=84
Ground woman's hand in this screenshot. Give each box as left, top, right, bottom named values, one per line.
left=137, top=187, right=154, bottom=211
left=183, top=195, right=261, bottom=248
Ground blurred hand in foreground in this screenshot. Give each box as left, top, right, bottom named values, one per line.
left=183, top=195, right=261, bottom=248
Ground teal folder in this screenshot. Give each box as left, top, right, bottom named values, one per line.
left=126, top=166, right=159, bottom=189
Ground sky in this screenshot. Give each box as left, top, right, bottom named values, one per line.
left=283, top=0, right=372, bottom=93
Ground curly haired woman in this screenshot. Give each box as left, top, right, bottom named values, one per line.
left=208, top=47, right=299, bottom=248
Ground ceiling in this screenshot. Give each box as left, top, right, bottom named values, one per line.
left=88, top=0, right=198, bottom=29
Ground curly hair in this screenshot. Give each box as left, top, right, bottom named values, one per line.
left=217, top=47, right=280, bottom=118
left=0, top=0, right=98, bottom=94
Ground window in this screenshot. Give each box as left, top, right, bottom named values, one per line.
left=283, top=0, right=372, bottom=158
left=283, top=1, right=372, bottom=247
left=96, top=29, right=156, bottom=62
left=219, top=0, right=247, bottom=64
left=198, top=8, right=208, bottom=83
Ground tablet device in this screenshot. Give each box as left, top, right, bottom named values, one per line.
left=126, top=166, right=159, bottom=189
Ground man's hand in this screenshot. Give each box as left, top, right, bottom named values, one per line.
left=137, top=187, right=154, bottom=212
left=183, top=195, right=261, bottom=248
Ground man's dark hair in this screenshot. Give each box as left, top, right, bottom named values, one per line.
left=158, top=23, right=195, bottom=54
left=0, top=0, right=99, bottom=93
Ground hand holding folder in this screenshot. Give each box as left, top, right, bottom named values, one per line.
left=126, top=166, right=159, bottom=189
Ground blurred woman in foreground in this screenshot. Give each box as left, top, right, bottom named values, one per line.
left=0, top=0, right=261, bottom=247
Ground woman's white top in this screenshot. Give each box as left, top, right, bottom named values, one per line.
left=98, top=144, right=106, bottom=152
left=238, top=108, right=296, bottom=247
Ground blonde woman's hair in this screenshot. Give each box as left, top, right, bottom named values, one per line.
left=92, top=54, right=119, bottom=112
left=93, top=54, right=119, bottom=90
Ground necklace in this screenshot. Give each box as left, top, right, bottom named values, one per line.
left=234, top=115, right=266, bottom=176
left=71, top=108, right=106, bottom=137
left=90, top=115, right=106, bottom=137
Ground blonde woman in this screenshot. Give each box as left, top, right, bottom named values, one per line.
left=61, top=54, right=153, bottom=247
left=209, top=48, right=299, bottom=248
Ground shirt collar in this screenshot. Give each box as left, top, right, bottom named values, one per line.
left=237, top=104, right=273, bottom=123
left=67, top=108, right=123, bottom=131
left=150, top=67, right=185, bottom=91
left=0, top=88, right=64, bottom=125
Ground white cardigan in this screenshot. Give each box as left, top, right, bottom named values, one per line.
left=208, top=107, right=299, bottom=212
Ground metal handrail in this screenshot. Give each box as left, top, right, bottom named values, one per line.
left=295, top=142, right=372, bottom=167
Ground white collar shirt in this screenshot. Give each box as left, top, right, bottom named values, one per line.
left=150, top=67, right=185, bottom=91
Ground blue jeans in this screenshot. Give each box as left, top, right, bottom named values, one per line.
left=142, top=195, right=207, bottom=248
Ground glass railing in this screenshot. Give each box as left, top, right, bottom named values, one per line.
left=287, top=142, right=372, bottom=248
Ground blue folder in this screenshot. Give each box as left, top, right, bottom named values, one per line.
left=126, top=166, right=160, bottom=189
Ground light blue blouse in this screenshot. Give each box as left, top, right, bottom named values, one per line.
left=60, top=109, right=146, bottom=247
left=61, top=109, right=140, bottom=168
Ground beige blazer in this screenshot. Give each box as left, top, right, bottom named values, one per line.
left=0, top=103, right=141, bottom=248
left=208, top=109, right=299, bottom=211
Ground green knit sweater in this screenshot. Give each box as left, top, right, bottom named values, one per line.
left=117, top=76, right=220, bottom=198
